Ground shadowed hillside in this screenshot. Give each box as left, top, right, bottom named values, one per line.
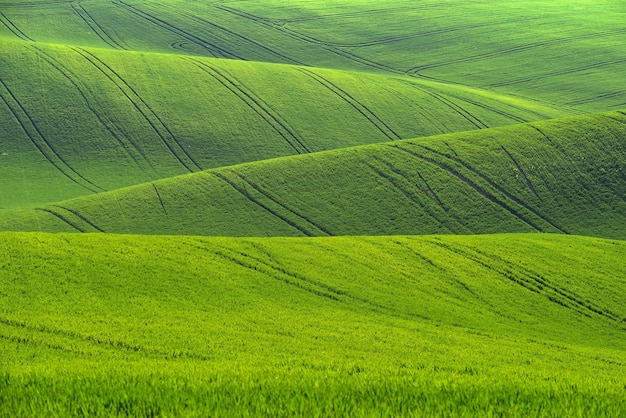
left=3, top=110, right=623, bottom=238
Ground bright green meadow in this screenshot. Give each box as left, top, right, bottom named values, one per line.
left=0, top=0, right=625, bottom=415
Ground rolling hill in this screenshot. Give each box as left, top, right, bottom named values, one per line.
left=0, top=39, right=568, bottom=208
left=1, top=232, right=625, bottom=415
left=3, top=110, right=624, bottom=239
left=1, top=0, right=625, bottom=415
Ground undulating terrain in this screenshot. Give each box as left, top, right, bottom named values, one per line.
left=1, top=0, right=625, bottom=415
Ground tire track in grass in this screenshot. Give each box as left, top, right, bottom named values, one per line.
left=364, top=155, right=456, bottom=234
left=566, top=89, right=626, bottom=107
left=500, top=145, right=540, bottom=199
left=427, top=238, right=625, bottom=324
left=406, top=28, right=626, bottom=77
left=30, top=45, right=154, bottom=175
left=152, top=1, right=303, bottom=65
left=0, top=316, right=211, bottom=360
left=212, top=172, right=314, bottom=236
left=70, top=0, right=125, bottom=49
left=312, top=16, right=535, bottom=48
left=152, top=183, right=167, bottom=215
left=214, top=4, right=402, bottom=74
left=73, top=47, right=202, bottom=172
left=0, top=11, right=33, bottom=41
left=52, top=205, right=104, bottom=232
left=183, top=240, right=339, bottom=301
left=297, top=68, right=401, bottom=141
left=112, top=0, right=239, bottom=59
left=396, top=80, right=487, bottom=129
left=393, top=145, right=544, bottom=232
left=410, top=143, right=568, bottom=233
left=0, top=78, right=104, bottom=193
left=187, top=58, right=310, bottom=154
left=231, top=171, right=332, bottom=236
left=488, top=58, right=626, bottom=89
left=34, top=208, right=85, bottom=232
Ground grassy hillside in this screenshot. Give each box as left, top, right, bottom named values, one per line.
left=1, top=0, right=623, bottom=112
left=0, top=40, right=564, bottom=208
left=1, top=232, right=625, bottom=415
left=4, top=110, right=623, bottom=238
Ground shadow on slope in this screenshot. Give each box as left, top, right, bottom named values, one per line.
left=1, top=110, right=624, bottom=238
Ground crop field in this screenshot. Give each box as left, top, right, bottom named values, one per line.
left=1, top=233, right=626, bottom=415
left=1, top=0, right=625, bottom=415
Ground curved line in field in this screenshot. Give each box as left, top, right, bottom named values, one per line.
left=406, top=28, right=626, bottom=77
left=232, top=172, right=332, bottom=236
left=0, top=11, right=34, bottom=41
left=187, top=58, right=310, bottom=154
left=34, top=208, right=85, bottom=232
left=394, top=146, right=544, bottom=232
left=0, top=78, right=104, bottom=192
left=113, top=0, right=239, bottom=59
left=73, top=47, right=202, bottom=172
left=53, top=205, right=104, bottom=232
left=297, top=68, right=401, bottom=141
left=69, top=1, right=125, bottom=49
left=30, top=45, right=153, bottom=174
left=396, top=80, right=486, bottom=129
left=411, top=143, right=568, bottom=233
left=364, top=156, right=457, bottom=234
left=214, top=4, right=401, bottom=74
left=212, top=172, right=314, bottom=236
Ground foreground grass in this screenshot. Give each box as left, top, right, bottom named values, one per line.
left=0, top=232, right=625, bottom=415
left=4, top=110, right=623, bottom=238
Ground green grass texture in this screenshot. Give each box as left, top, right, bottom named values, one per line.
left=1, top=232, right=625, bottom=416
left=1, top=0, right=624, bottom=111
left=3, top=110, right=623, bottom=239
left=0, top=39, right=567, bottom=208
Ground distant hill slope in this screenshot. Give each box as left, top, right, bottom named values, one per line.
left=2, top=110, right=624, bottom=238
left=0, top=40, right=564, bottom=208
left=1, top=0, right=624, bottom=111
left=1, top=232, right=625, bottom=414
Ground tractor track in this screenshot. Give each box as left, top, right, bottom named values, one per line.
left=212, top=172, right=314, bottom=237
left=113, top=0, right=239, bottom=59
left=407, top=143, right=568, bottom=233
left=29, top=45, right=153, bottom=174
left=0, top=11, right=33, bottom=41
left=232, top=172, right=332, bottom=236
left=297, top=68, right=400, bottom=141
left=73, top=47, right=201, bottom=172
left=70, top=0, right=125, bottom=49
left=0, top=78, right=104, bottom=193
left=187, top=57, right=310, bottom=154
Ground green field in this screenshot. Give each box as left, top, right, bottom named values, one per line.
left=1, top=0, right=625, bottom=415
left=2, top=233, right=626, bottom=415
